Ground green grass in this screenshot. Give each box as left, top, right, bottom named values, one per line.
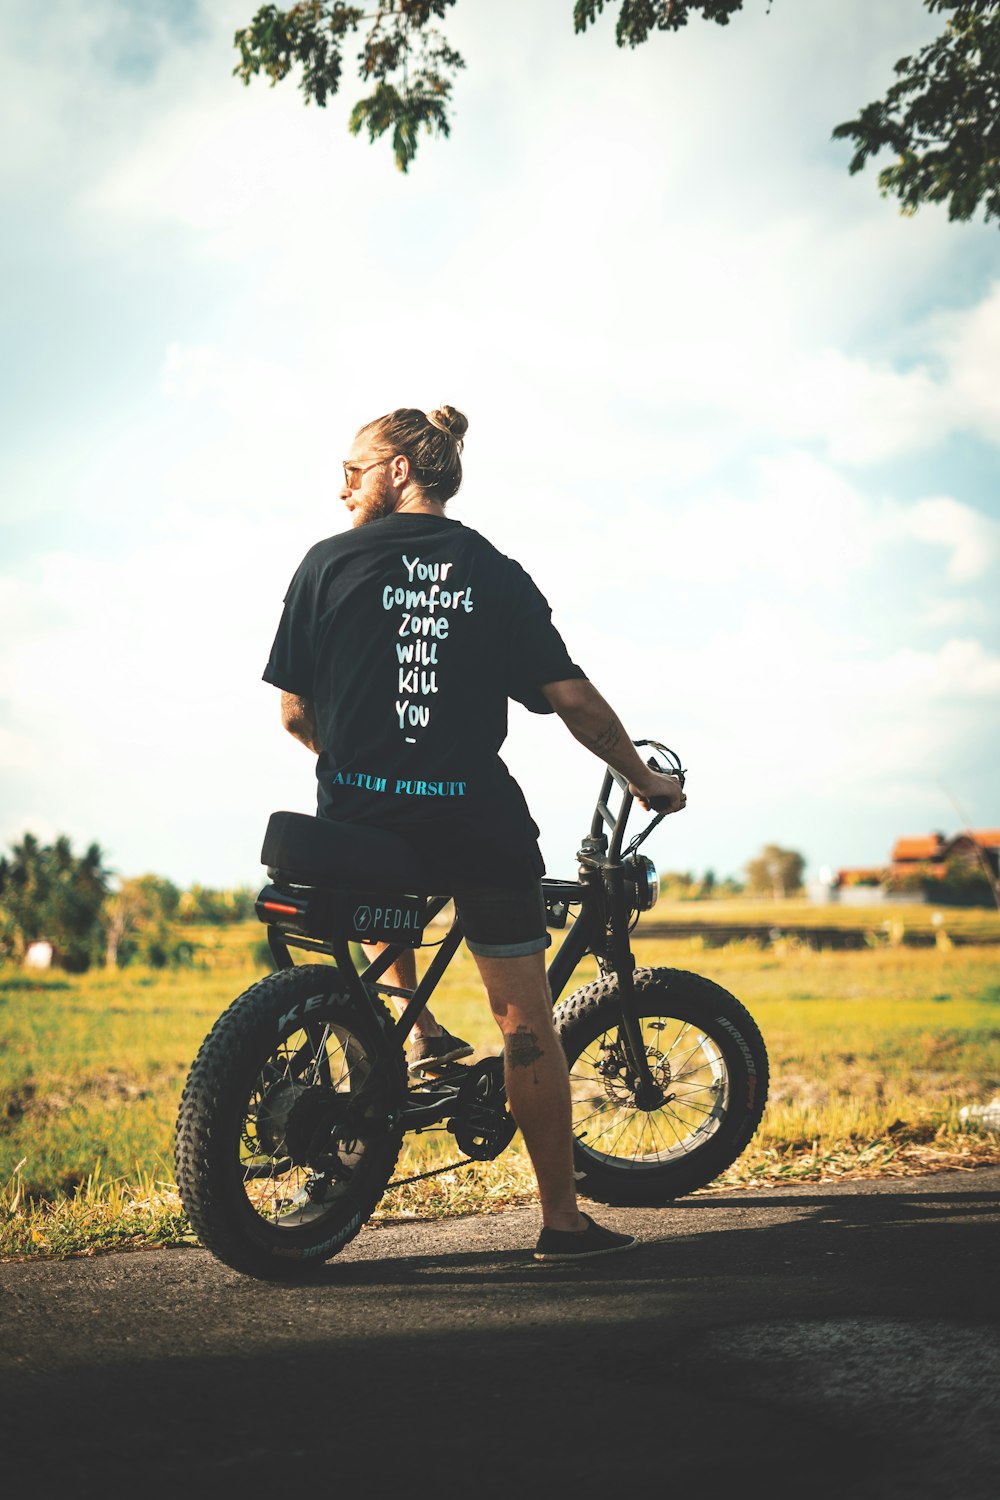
left=3, top=915, right=999, bottom=1260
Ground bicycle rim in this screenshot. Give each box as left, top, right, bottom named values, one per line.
left=569, top=1013, right=730, bottom=1171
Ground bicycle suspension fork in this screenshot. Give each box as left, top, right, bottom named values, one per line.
left=600, top=869, right=660, bottom=1108
left=572, top=851, right=661, bottom=1110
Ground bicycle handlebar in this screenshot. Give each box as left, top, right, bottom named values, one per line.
left=635, top=739, right=686, bottom=790
left=587, top=741, right=687, bottom=860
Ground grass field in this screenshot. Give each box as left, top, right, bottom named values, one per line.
left=2, top=910, right=999, bottom=1260
left=641, top=896, right=1000, bottom=942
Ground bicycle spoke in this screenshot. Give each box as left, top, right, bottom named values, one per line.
left=229, top=1014, right=382, bottom=1227
left=568, top=1012, right=730, bottom=1171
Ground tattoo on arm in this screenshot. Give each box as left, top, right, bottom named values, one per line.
left=587, top=717, right=622, bottom=757
left=507, top=1025, right=544, bottom=1083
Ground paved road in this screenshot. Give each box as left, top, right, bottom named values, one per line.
left=3, top=1166, right=999, bottom=1500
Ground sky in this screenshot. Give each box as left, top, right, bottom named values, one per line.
left=1, top=0, right=998, bottom=892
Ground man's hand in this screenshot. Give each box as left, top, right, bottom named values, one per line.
left=629, top=769, right=686, bottom=815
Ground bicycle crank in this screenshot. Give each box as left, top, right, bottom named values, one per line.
left=448, top=1056, right=517, bottom=1161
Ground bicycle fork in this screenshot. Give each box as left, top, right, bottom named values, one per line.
left=602, top=869, right=664, bottom=1111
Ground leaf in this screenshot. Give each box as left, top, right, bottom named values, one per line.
left=832, top=0, right=1000, bottom=226
left=237, top=2, right=463, bottom=169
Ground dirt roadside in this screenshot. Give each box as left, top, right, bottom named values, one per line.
left=3, top=1165, right=999, bottom=1500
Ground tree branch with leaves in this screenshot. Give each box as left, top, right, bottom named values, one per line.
left=233, top=1, right=465, bottom=172
left=832, top=0, right=1000, bottom=224
left=233, top=0, right=1000, bottom=226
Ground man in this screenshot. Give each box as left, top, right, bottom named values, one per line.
left=263, top=404, right=686, bottom=1261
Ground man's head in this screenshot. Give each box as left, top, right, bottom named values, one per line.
left=340, top=405, right=468, bottom=527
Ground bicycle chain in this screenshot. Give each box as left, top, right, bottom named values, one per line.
left=387, top=1154, right=478, bottom=1189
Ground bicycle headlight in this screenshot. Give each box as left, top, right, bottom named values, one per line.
left=626, top=855, right=659, bottom=912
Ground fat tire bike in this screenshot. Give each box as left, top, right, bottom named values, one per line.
left=175, top=743, right=768, bottom=1278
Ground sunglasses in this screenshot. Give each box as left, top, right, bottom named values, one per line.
left=342, top=458, right=390, bottom=490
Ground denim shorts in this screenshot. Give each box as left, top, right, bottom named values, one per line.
left=452, top=881, right=549, bottom=959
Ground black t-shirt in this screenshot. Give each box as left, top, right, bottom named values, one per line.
left=263, top=513, right=586, bottom=883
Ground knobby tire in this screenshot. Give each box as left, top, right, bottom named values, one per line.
left=554, top=966, right=768, bottom=1205
left=174, top=965, right=404, bottom=1278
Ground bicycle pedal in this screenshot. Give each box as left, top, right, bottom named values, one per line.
left=409, top=1059, right=471, bottom=1080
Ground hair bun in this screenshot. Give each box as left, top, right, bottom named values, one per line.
left=428, top=405, right=468, bottom=442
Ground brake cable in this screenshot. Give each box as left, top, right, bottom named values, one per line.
left=624, top=811, right=667, bottom=858
left=623, top=742, right=687, bottom=857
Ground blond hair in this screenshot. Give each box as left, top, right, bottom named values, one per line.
left=359, top=405, right=468, bottom=502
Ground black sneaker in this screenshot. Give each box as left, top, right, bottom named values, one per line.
left=533, top=1213, right=639, bottom=1263
left=407, top=1030, right=474, bottom=1073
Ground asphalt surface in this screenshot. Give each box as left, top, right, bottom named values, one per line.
left=2, top=1166, right=999, bottom=1500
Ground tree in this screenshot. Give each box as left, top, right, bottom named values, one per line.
left=102, top=874, right=181, bottom=968
left=176, top=884, right=258, bottom=924
left=233, top=0, right=1000, bottom=224
left=933, top=856, right=997, bottom=906
left=745, top=843, right=805, bottom=899
left=831, top=1, right=1000, bottom=224
left=0, top=834, right=110, bottom=971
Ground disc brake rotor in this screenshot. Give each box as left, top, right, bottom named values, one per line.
left=598, top=1042, right=672, bottom=1109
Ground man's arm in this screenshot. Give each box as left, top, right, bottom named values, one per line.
left=280, top=692, right=321, bottom=754
left=540, top=679, right=686, bottom=813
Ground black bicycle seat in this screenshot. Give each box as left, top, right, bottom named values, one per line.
left=261, top=811, right=428, bottom=890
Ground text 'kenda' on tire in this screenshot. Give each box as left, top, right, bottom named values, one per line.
left=174, top=966, right=405, bottom=1280
left=553, top=968, right=769, bottom=1206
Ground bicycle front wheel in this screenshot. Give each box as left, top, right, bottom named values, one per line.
left=554, top=967, right=768, bottom=1205
left=175, top=965, right=404, bottom=1278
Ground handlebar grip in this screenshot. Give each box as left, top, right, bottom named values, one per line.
left=644, top=759, right=684, bottom=813
left=646, top=795, right=675, bottom=813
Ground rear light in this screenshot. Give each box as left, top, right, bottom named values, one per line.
left=255, top=886, right=311, bottom=931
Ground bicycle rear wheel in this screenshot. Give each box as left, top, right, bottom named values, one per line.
left=554, top=967, right=768, bottom=1205
left=175, top=965, right=404, bottom=1278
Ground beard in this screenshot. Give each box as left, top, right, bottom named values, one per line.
left=351, top=469, right=398, bottom=528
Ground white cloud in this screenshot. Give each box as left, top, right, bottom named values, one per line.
left=933, top=280, right=1000, bottom=445
left=918, top=595, right=991, bottom=629
left=765, top=350, right=948, bottom=465
left=899, top=497, right=1000, bottom=583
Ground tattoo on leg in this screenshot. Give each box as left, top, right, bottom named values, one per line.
left=507, top=1025, right=544, bottom=1083
left=589, top=717, right=622, bottom=756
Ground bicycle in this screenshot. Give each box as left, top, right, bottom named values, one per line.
left=175, top=742, right=769, bottom=1277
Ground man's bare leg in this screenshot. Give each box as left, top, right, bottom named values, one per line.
left=471, top=949, right=587, bottom=1233
left=360, top=943, right=443, bottom=1040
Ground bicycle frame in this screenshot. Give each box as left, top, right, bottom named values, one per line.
left=261, top=740, right=683, bottom=1111
left=175, top=739, right=772, bottom=1277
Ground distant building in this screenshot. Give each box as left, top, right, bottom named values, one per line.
left=836, top=866, right=888, bottom=888
left=883, top=832, right=949, bottom=885
left=829, top=828, right=999, bottom=900
left=942, top=830, right=1000, bottom=878
left=891, top=833, right=946, bottom=866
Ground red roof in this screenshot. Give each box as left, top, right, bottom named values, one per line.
left=892, top=835, right=944, bottom=862
left=834, top=830, right=998, bottom=879
left=940, top=830, right=1000, bottom=857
